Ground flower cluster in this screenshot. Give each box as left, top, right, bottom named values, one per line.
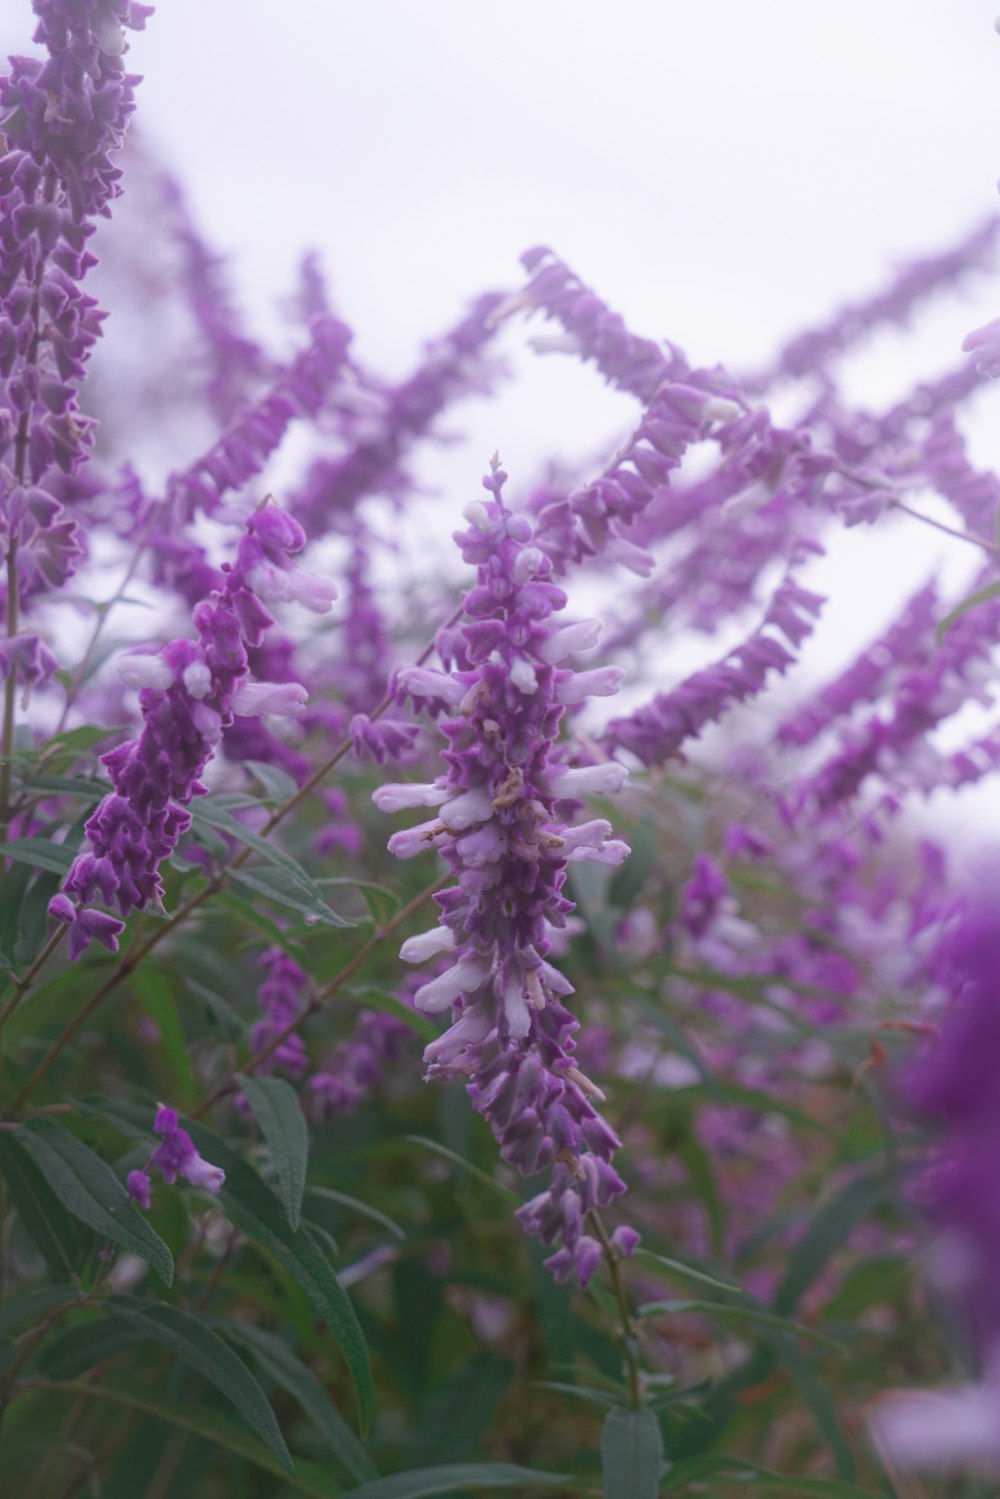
left=127, top=1105, right=225, bottom=1211
left=49, top=501, right=334, bottom=955
left=376, top=462, right=634, bottom=1284
left=0, top=0, right=149, bottom=712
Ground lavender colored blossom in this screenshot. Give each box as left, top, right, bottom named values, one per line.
left=376, top=462, right=634, bottom=1285
left=165, top=314, right=352, bottom=523
left=748, top=216, right=1000, bottom=389
left=249, top=947, right=309, bottom=1078
left=156, top=170, right=268, bottom=422
left=127, top=1104, right=225, bottom=1210
left=50, top=501, right=334, bottom=953
left=291, top=293, right=505, bottom=535
left=308, top=1009, right=411, bottom=1120
left=605, top=548, right=824, bottom=766
left=0, top=0, right=149, bottom=711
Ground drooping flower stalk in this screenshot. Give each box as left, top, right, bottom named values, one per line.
left=604, top=547, right=825, bottom=767
left=291, top=292, right=506, bottom=536
left=745, top=215, right=1000, bottom=392
left=49, top=501, right=335, bottom=955
left=376, top=461, right=634, bottom=1284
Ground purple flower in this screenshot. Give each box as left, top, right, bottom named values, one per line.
left=126, top=1105, right=225, bottom=1210
left=308, top=1009, right=411, bottom=1121
left=248, top=947, right=309, bottom=1078
left=50, top=500, right=334, bottom=952
left=376, top=461, right=636, bottom=1284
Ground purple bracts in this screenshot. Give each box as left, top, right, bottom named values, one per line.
left=376, top=462, right=634, bottom=1285
left=50, top=502, right=334, bottom=953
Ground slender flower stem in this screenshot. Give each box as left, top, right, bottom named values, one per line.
left=890, top=498, right=1000, bottom=556
left=589, top=1209, right=641, bottom=1411
left=0, top=928, right=67, bottom=1036
left=192, top=871, right=448, bottom=1118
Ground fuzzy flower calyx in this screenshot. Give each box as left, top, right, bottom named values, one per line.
left=377, top=461, right=635, bottom=1284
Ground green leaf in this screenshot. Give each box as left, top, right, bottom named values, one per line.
left=342, top=986, right=436, bottom=1042
left=229, top=862, right=353, bottom=927
left=17, top=773, right=108, bottom=799
left=236, top=1073, right=309, bottom=1231
left=0, top=1285, right=80, bottom=1337
left=935, top=579, right=1000, bottom=643
left=636, top=1300, right=845, bottom=1352
left=1, top=838, right=78, bottom=877
left=532, top=1380, right=626, bottom=1408
left=635, top=1250, right=740, bottom=1295
left=660, top=1454, right=880, bottom=1496
left=773, top=1171, right=892, bottom=1315
left=39, top=1313, right=152, bottom=1379
left=822, top=1255, right=909, bottom=1320
left=35, top=1378, right=340, bottom=1498
left=182, top=1118, right=373, bottom=1435
left=601, top=1408, right=663, bottom=1499
left=344, top=1464, right=571, bottom=1498
left=0, top=1131, right=85, bottom=1279
left=305, top=1186, right=406, bottom=1242
left=131, top=968, right=195, bottom=1106
left=0, top=860, right=32, bottom=966
left=221, top=1321, right=377, bottom=1484
left=404, top=1135, right=518, bottom=1202
left=105, top=1296, right=293, bottom=1473
left=245, top=759, right=298, bottom=803
left=17, top=1120, right=174, bottom=1286
left=12, top=869, right=62, bottom=967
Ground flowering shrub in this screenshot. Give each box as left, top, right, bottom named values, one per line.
left=2, top=4, right=1000, bottom=1497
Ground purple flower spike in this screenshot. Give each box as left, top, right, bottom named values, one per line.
left=376, top=461, right=637, bottom=1283
left=51, top=499, right=333, bottom=953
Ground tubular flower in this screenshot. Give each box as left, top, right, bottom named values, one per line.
left=376, top=461, right=634, bottom=1285
left=127, top=1105, right=225, bottom=1211
left=49, top=501, right=334, bottom=954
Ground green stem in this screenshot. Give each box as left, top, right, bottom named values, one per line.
left=589, top=1210, right=641, bottom=1411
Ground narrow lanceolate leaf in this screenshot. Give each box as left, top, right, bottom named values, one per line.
left=660, top=1454, right=880, bottom=1496
left=17, top=1120, right=174, bottom=1286
left=34, top=1378, right=340, bottom=1499
left=221, top=1321, right=377, bottom=1484
left=100, top=1298, right=293, bottom=1473
left=236, top=1073, right=309, bottom=1231
left=183, top=1119, right=373, bottom=1435
left=0, top=1132, right=85, bottom=1280
left=343, top=1464, right=571, bottom=1499
left=935, top=579, right=1000, bottom=643
left=1, top=838, right=78, bottom=877
left=0, top=1286, right=80, bottom=1338
left=229, top=862, right=353, bottom=927
left=601, top=1408, right=663, bottom=1499
left=637, top=1299, right=844, bottom=1352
